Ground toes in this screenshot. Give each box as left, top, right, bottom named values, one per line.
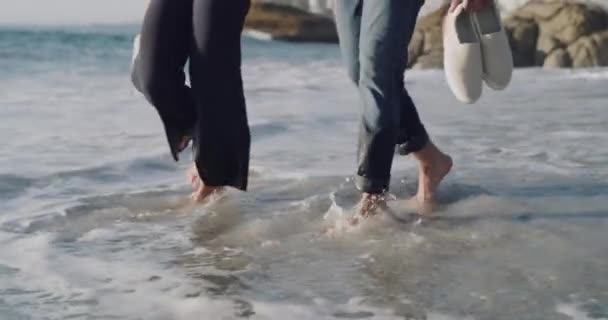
left=190, top=173, right=200, bottom=189
left=187, top=165, right=201, bottom=189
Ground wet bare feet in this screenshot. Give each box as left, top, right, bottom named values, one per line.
left=348, top=193, right=388, bottom=226
left=191, top=185, right=224, bottom=202
left=414, top=142, right=453, bottom=213
left=187, top=164, right=224, bottom=203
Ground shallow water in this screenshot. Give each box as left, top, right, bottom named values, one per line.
left=1, top=26, right=607, bottom=320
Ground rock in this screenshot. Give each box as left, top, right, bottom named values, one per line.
left=567, top=30, right=608, bottom=67
left=416, top=3, right=450, bottom=31
left=505, top=0, right=608, bottom=68
left=536, top=35, right=563, bottom=64
left=412, top=50, right=444, bottom=69
left=504, top=17, right=539, bottom=67
left=423, top=26, right=444, bottom=54
left=263, top=0, right=335, bottom=15
left=512, top=1, right=566, bottom=21
left=539, top=2, right=608, bottom=45
left=543, top=48, right=572, bottom=67
left=407, top=4, right=449, bottom=69
left=245, top=1, right=338, bottom=43
left=250, top=0, right=608, bottom=69
left=408, top=30, right=425, bottom=66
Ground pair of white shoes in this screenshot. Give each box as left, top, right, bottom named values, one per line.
left=443, top=0, right=513, bottom=104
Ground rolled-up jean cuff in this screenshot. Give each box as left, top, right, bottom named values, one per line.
left=355, top=175, right=390, bottom=194
left=397, top=131, right=430, bottom=156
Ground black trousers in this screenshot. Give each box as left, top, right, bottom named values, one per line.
left=131, top=0, right=251, bottom=191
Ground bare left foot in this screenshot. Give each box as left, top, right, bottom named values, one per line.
left=188, top=164, right=201, bottom=189
left=191, top=185, right=224, bottom=203
left=416, top=151, right=453, bottom=212
left=187, top=164, right=224, bottom=203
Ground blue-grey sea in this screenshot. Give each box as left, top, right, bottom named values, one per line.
left=1, top=25, right=607, bottom=320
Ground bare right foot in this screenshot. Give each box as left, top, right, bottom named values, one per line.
left=414, top=143, right=453, bottom=213
left=348, top=193, right=388, bottom=226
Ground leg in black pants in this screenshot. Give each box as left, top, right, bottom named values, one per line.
left=132, top=0, right=251, bottom=194
left=132, top=0, right=196, bottom=161
left=190, top=0, right=251, bottom=192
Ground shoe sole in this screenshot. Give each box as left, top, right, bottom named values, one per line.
left=443, top=2, right=484, bottom=104
left=473, top=1, right=513, bottom=90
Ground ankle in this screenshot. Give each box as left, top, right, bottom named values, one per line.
left=415, top=142, right=441, bottom=164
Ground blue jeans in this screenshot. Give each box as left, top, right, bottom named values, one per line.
left=335, top=0, right=429, bottom=194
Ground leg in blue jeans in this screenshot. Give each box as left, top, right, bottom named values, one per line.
left=334, top=0, right=428, bottom=194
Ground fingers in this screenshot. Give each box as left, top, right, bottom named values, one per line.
left=466, top=0, right=492, bottom=12
left=449, top=0, right=460, bottom=12
left=449, top=3, right=457, bottom=13
left=469, top=0, right=482, bottom=12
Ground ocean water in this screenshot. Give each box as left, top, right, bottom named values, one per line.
left=1, top=25, right=608, bottom=320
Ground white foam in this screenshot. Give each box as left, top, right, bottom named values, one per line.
left=78, top=227, right=118, bottom=241
left=556, top=303, right=598, bottom=320
left=97, top=293, right=475, bottom=320
left=568, top=70, right=608, bottom=80
left=244, top=29, right=275, bottom=41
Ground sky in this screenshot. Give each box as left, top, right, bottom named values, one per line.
left=1, top=0, right=606, bottom=25
left=0, top=0, right=148, bottom=25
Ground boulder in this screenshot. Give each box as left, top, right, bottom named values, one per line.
left=407, top=4, right=449, bottom=69
left=408, top=30, right=425, bottom=66
left=543, top=48, right=572, bottom=67
left=506, top=0, right=608, bottom=68
left=246, top=0, right=608, bottom=69
left=512, top=1, right=566, bottom=21
left=412, top=50, right=444, bottom=69
left=245, top=1, right=338, bottom=43
left=535, top=35, right=563, bottom=64
left=538, top=2, right=608, bottom=45
left=504, top=17, right=539, bottom=67
left=567, top=30, right=608, bottom=67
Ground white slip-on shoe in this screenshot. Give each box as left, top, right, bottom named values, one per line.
left=473, top=1, right=513, bottom=90
left=443, top=0, right=484, bottom=104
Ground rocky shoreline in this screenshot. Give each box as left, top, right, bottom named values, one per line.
left=244, top=2, right=337, bottom=43
left=245, top=0, right=608, bottom=68
left=504, top=1, right=608, bottom=68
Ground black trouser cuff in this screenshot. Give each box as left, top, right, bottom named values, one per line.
left=396, top=131, right=429, bottom=156
left=355, top=175, right=390, bottom=194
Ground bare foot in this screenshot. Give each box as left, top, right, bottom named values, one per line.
left=348, top=193, right=388, bottom=226
left=191, top=185, right=224, bottom=203
left=187, top=163, right=224, bottom=203
left=187, top=164, right=200, bottom=189
left=414, top=143, right=453, bottom=212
